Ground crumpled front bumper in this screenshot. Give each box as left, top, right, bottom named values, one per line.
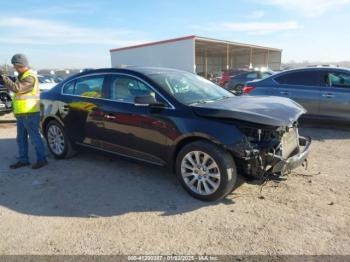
left=272, top=136, right=311, bottom=173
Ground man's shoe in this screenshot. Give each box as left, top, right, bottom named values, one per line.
left=9, top=161, right=30, bottom=169
left=31, top=160, right=48, bottom=170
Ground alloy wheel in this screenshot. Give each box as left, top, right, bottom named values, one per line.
left=47, top=125, right=65, bottom=155
left=180, top=151, right=221, bottom=195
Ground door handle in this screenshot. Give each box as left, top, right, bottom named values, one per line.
left=322, top=93, right=335, bottom=98
left=104, top=113, right=117, bottom=120
left=280, top=91, right=289, bottom=95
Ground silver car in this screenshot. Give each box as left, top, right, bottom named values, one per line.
left=244, top=67, right=350, bottom=122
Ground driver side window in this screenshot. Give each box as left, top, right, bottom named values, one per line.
left=108, top=75, right=164, bottom=104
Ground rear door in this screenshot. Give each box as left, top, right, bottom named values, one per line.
left=61, top=74, right=107, bottom=144
left=319, top=70, right=350, bottom=121
left=271, top=70, right=321, bottom=115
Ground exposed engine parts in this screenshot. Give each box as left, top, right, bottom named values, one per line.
left=238, top=122, right=310, bottom=180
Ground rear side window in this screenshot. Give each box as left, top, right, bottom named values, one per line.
left=245, top=72, right=258, bottom=79
left=62, top=76, right=105, bottom=98
left=62, top=81, right=75, bottom=95
left=75, top=76, right=104, bottom=98
left=274, top=71, right=319, bottom=86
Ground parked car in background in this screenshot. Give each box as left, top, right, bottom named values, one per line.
left=38, top=75, right=57, bottom=91
left=244, top=67, right=350, bottom=122
left=42, top=74, right=64, bottom=83
left=208, top=73, right=221, bottom=84
left=224, top=70, right=274, bottom=94
left=0, top=77, right=13, bottom=116
left=218, top=69, right=248, bottom=87
left=0, top=88, right=12, bottom=116
left=40, top=67, right=310, bottom=201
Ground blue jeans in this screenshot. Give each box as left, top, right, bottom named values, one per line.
left=16, top=113, right=46, bottom=163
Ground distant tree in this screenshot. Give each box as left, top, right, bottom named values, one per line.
left=282, top=60, right=350, bottom=69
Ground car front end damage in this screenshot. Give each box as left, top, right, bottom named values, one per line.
left=236, top=122, right=311, bottom=179
left=190, top=95, right=311, bottom=179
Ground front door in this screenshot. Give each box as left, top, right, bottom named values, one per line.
left=91, top=74, right=174, bottom=165
left=319, top=70, right=350, bottom=121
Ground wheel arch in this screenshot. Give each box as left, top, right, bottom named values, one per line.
left=171, top=134, right=229, bottom=172
left=41, top=115, right=64, bottom=136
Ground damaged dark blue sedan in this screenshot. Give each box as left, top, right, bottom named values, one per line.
left=40, top=67, right=311, bottom=201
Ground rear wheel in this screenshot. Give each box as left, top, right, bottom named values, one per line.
left=176, top=140, right=237, bottom=201
left=45, top=120, right=76, bottom=159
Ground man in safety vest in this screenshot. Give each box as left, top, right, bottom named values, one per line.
left=0, top=54, right=47, bottom=169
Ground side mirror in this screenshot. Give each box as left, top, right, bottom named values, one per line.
left=134, top=95, right=166, bottom=108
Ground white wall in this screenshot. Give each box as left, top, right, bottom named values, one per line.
left=268, top=51, right=282, bottom=70
left=110, top=38, right=195, bottom=72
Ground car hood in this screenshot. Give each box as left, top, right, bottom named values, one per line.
left=191, top=96, right=306, bottom=127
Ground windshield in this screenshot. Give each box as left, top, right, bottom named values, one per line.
left=145, top=70, right=234, bottom=105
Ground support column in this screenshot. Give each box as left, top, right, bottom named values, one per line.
left=226, top=44, right=230, bottom=70
left=249, top=48, right=253, bottom=69
left=205, top=50, right=208, bottom=78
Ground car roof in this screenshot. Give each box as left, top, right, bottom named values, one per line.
left=280, top=66, right=350, bottom=73
left=63, top=67, right=189, bottom=82
left=251, top=66, right=350, bottom=84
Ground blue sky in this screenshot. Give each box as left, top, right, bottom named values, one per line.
left=0, top=0, right=349, bottom=69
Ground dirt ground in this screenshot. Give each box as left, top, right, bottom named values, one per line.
left=0, top=114, right=349, bottom=255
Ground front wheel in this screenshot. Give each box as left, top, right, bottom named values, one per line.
left=176, top=141, right=237, bottom=201
left=45, top=120, right=76, bottom=159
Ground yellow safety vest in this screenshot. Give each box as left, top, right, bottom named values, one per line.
left=13, top=70, right=40, bottom=115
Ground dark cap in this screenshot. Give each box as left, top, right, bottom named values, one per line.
left=11, top=54, right=29, bottom=67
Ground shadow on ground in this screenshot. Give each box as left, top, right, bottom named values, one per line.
left=0, top=126, right=349, bottom=218
left=0, top=137, right=237, bottom=218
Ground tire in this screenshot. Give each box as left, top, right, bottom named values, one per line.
left=175, top=140, right=237, bottom=201
left=45, top=120, right=76, bottom=159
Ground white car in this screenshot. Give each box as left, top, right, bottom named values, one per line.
left=38, top=75, right=57, bottom=91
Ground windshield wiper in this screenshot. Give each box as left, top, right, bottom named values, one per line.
left=189, top=96, right=232, bottom=105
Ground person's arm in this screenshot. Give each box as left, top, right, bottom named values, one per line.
left=1, top=75, right=35, bottom=94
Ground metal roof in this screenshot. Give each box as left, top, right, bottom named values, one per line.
left=195, top=36, right=282, bottom=52
left=110, top=35, right=282, bottom=53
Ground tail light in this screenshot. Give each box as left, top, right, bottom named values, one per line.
left=243, top=85, right=256, bottom=94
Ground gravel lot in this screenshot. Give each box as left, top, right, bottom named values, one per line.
left=0, top=114, right=349, bottom=255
